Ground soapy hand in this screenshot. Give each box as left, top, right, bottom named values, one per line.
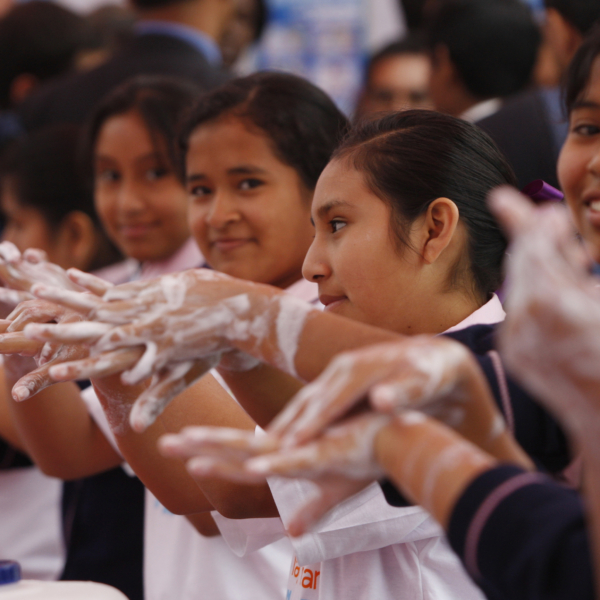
left=23, top=269, right=317, bottom=429
left=490, top=187, right=600, bottom=438
left=0, top=242, right=83, bottom=294
left=160, top=412, right=390, bottom=535
left=268, top=336, right=511, bottom=461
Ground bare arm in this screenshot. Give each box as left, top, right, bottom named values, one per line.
left=91, top=370, right=278, bottom=519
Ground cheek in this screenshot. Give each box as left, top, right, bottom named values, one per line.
left=557, top=147, right=584, bottom=217
left=94, top=189, right=116, bottom=233
left=188, top=204, right=210, bottom=250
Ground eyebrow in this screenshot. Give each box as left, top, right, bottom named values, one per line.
left=571, top=100, right=600, bottom=111
left=187, top=164, right=268, bottom=183
left=94, top=151, right=165, bottom=164
left=316, top=199, right=354, bottom=221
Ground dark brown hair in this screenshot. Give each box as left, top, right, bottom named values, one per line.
left=334, top=110, right=516, bottom=300
left=564, top=23, right=600, bottom=115
left=179, top=72, right=350, bottom=192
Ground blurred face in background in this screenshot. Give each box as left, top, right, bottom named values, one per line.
left=0, top=178, right=56, bottom=257
left=93, top=109, right=190, bottom=263
left=357, top=52, right=433, bottom=118
left=219, top=0, right=262, bottom=68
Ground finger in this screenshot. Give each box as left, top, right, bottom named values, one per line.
left=0, top=241, right=22, bottom=263
left=186, top=456, right=268, bottom=484
left=270, top=362, right=374, bottom=445
left=128, top=361, right=198, bottom=432
left=24, top=321, right=112, bottom=343
left=0, top=288, right=32, bottom=307
left=0, top=320, right=11, bottom=334
left=38, top=342, right=63, bottom=365
left=0, top=332, right=44, bottom=355
left=159, top=427, right=278, bottom=460
left=22, top=248, right=48, bottom=264
left=7, top=304, right=65, bottom=333
left=30, top=284, right=104, bottom=315
left=48, top=347, right=142, bottom=381
left=488, top=186, right=536, bottom=239
left=67, top=269, right=114, bottom=296
left=12, top=362, right=55, bottom=401
left=286, top=479, right=370, bottom=537
left=102, top=279, right=157, bottom=302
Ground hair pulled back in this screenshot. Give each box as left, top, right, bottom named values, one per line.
left=179, top=72, right=349, bottom=192
left=334, top=110, right=516, bottom=299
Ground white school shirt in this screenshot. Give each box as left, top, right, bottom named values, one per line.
left=214, top=295, right=505, bottom=600
left=82, top=239, right=292, bottom=600
left=0, top=465, right=64, bottom=580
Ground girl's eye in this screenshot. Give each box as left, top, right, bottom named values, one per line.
left=330, top=219, right=346, bottom=233
left=190, top=184, right=212, bottom=198
left=96, top=169, right=120, bottom=183
left=572, top=123, right=600, bottom=137
left=239, top=178, right=263, bottom=191
left=145, top=167, right=169, bottom=181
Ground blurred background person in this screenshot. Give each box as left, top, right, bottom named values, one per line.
left=426, top=0, right=540, bottom=123
left=0, top=1, right=96, bottom=150
left=74, top=4, right=136, bottom=72
left=18, top=0, right=235, bottom=131
left=478, top=0, right=600, bottom=189
left=220, top=0, right=267, bottom=71
left=354, top=34, right=432, bottom=120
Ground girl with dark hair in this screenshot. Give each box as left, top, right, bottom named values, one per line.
left=5, top=95, right=542, bottom=598
left=0, top=75, right=290, bottom=600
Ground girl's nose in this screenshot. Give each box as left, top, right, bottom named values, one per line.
left=302, top=236, right=330, bottom=281
left=205, top=192, right=241, bottom=229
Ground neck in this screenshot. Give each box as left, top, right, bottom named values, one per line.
left=138, top=1, right=229, bottom=42
left=399, top=290, right=483, bottom=336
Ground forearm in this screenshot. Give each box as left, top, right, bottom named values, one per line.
left=93, top=371, right=278, bottom=518
left=216, top=364, right=304, bottom=428
left=7, top=377, right=121, bottom=478
left=374, top=415, right=497, bottom=528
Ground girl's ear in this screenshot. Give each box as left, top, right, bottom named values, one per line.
left=420, top=197, right=460, bottom=264
left=54, top=211, right=97, bottom=271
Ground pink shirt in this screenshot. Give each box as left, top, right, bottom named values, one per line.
left=445, top=294, right=505, bottom=333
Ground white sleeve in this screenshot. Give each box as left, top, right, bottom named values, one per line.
left=79, top=385, right=137, bottom=477
left=211, top=512, right=287, bottom=557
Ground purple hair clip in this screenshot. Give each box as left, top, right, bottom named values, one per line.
left=521, top=180, right=564, bottom=204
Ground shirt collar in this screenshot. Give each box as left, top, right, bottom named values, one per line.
left=134, top=20, right=222, bottom=66
left=139, top=238, right=205, bottom=281
left=444, top=293, right=505, bottom=333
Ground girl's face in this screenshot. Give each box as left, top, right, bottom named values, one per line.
left=94, top=110, right=190, bottom=262
left=186, top=117, right=314, bottom=288
left=303, top=159, right=444, bottom=335
left=558, top=56, right=600, bottom=262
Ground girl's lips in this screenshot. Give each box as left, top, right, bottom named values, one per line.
left=119, top=223, right=155, bottom=238
left=320, top=295, right=347, bottom=311
left=584, top=197, right=600, bottom=228
left=211, top=238, right=249, bottom=252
